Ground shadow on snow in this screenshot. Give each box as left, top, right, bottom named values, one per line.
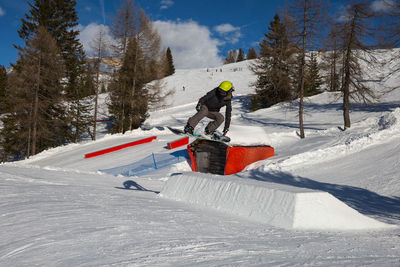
left=115, top=180, right=160, bottom=194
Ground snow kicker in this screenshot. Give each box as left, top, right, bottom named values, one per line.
left=160, top=173, right=396, bottom=231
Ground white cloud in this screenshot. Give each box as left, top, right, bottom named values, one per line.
left=214, top=23, right=242, bottom=44
left=0, top=6, right=5, bottom=17
left=154, top=20, right=223, bottom=69
left=77, top=23, right=114, bottom=56
left=371, top=0, right=393, bottom=12
left=214, top=24, right=239, bottom=34
left=160, top=0, right=174, bottom=10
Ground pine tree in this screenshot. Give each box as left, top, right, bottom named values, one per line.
left=237, top=48, right=245, bottom=62
left=18, top=0, right=86, bottom=97
left=304, top=52, right=322, bottom=96
left=89, top=25, right=110, bottom=140
left=1, top=26, right=66, bottom=159
left=111, top=0, right=138, bottom=58
left=0, top=65, right=7, bottom=114
left=321, top=25, right=341, bottom=92
left=225, top=50, right=237, bottom=64
left=338, top=1, right=378, bottom=130
left=165, top=47, right=175, bottom=76
left=250, top=13, right=296, bottom=110
left=68, top=62, right=94, bottom=143
left=108, top=1, right=169, bottom=133
left=285, top=0, right=324, bottom=138
left=247, top=48, right=258, bottom=60
left=17, top=0, right=89, bottom=143
left=108, top=36, right=148, bottom=133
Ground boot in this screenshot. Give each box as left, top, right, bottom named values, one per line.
left=184, top=124, right=194, bottom=135
left=204, top=127, right=214, bottom=136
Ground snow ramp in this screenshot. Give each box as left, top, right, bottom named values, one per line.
left=160, top=173, right=395, bottom=231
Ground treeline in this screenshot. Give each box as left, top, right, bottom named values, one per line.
left=224, top=48, right=258, bottom=64
left=0, top=0, right=175, bottom=162
left=246, top=0, right=399, bottom=138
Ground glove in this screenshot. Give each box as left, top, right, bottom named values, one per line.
left=223, top=127, right=229, bottom=136
left=195, top=102, right=202, bottom=111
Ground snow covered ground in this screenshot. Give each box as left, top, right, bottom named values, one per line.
left=1, top=53, right=400, bottom=266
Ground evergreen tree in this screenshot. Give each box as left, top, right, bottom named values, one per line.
left=165, top=47, right=175, bottom=76
left=89, top=25, right=110, bottom=140
left=0, top=65, right=7, bottom=114
left=321, top=25, right=341, bottom=92
left=338, top=1, right=378, bottom=130
left=111, top=0, right=138, bottom=58
left=18, top=0, right=86, bottom=98
left=68, top=62, right=94, bottom=143
left=108, top=37, right=148, bottom=133
left=108, top=1, right=169, bottom=133
left=237, top=48, right=245, bottom=62
left=1, top=26, right=66, bottom=159
left=304, top=52, right=322, bottom=96
left=225, top=50, right=237, bottom=64
left=250, top=13, right=296, bottom=110
left=285, top=0, right=324, bottom=138
left=17, top=0, right=90, bottom=143
left=247, top=48, right=258, bottom=60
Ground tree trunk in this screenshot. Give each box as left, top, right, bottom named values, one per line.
left=129, top=36, right=139, bottom=131
left=342, top=12, right=357, bottom=130
left=94, top=67, right=99, bottom=140
left=26, top=100, right=33, bottom=158
left=32, top=70, right=40, bottom=155
left=343, top=78, right=351, bottom=129
left=298, top=0, right=308, bottom=139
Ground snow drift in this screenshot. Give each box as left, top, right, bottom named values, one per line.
left=160, top=173, right=395, bottom=230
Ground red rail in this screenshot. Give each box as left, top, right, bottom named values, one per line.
left=167, top=136, right=189, bottom=150
left=84, top=136, right=157, bottom=158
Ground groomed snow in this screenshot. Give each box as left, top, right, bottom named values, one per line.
left=1, top=50, right=400, bottom=265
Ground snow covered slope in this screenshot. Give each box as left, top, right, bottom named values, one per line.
left=1, top=51, right=400, bottom=265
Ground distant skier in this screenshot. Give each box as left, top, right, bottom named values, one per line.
left=184, top=81, right=234, bottom=138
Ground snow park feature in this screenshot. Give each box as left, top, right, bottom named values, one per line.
left=187, top=139, right=274, bottom=175
left=84, top=136, right=157, bottom=158
left=167, top=136, right=189, bottom=149
left=1, top=51, right=400, bottom=266
left=160, top=173, right=395, bottom=230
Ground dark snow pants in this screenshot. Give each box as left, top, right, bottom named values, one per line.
left=187, top=105, right=224, bottom=133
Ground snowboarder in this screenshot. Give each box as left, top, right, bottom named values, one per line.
left=184, top=81, right=234, bottom=138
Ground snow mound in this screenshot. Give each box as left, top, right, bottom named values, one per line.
left=264, top=107, right=400, bottom=171
left=160, top=173, right=395, bottom=230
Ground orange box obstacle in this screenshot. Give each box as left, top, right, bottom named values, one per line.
left=84, top=136, right=157, bottom=158
left=187, top=139, right=274, bottom=175
left=224, top=146, right=274, bottom=175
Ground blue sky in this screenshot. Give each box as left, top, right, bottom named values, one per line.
left=0, top=0, right=390, bottom=69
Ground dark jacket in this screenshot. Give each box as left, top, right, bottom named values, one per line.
left=199, top=88, right=232, bottom=129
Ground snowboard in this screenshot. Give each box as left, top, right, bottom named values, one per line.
left=167, top=126, right=231, bottom=143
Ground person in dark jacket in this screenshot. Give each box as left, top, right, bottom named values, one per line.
left=184, top=81, right=234, bottom=136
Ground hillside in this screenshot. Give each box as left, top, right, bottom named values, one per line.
left=1, top=51, right=399, bottom=266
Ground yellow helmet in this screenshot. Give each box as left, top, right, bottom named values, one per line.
left=218, top=81, right=233, bottom=92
